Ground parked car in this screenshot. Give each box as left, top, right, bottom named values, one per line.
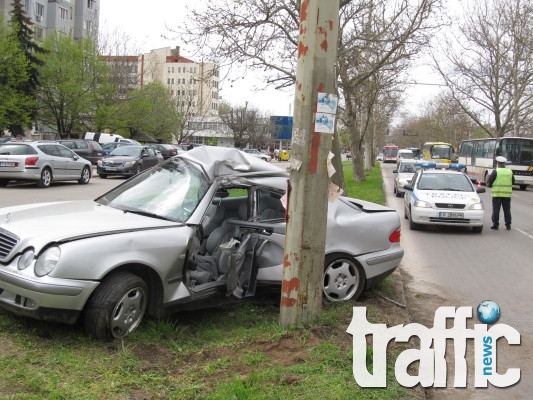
left=96, top=145, right=160, bottom=178
left=242, top=148, right=272, bottom=162
left=148, top=143, right=179, bottom=160
left=57, top=139, right=103, bottom=164
left=376, top=153, right=384, bottom=162
left=0, top=141, right=92, bottom=188
left=393, top=160, right=422, bottom=197
left=0, top=147, right=403, bottom=340
left=403, top=162, right=485, bottom=232
left=100, top=142, right=135, bottom=157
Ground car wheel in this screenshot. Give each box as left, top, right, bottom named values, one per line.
left=323, top=253, right=365, bottom=301
left=83, top=272, right=148, bottom=340
left=78, top=166, right=91, bottom=184
left=394, top=185, right=401, bottom=197
left=37, top=168, right=52, bottom=188
left=134, top=164, right=142, bottom=175
left=0, top=179, right=9, bottom=187
left=99, top=174, right=107, bottom=179
left=473, top=226, right=483, bottom=233
left=519, top=184, right=527, bottom=191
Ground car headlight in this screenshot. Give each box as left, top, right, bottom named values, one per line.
left=124, top=160, right=138, bottom=167
left=469, top=203, right=484, bottom=210
left=413, top=200, right=432, bottom=208
left=35, top=246, right=61, bottom=277
left=18, top=249, right=35, bottom=270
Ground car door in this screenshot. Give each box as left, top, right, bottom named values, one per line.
left=142, top=147, right=160, bottom=170
left=37, top=144, right=67, bottom=178
left=57, top=145, right=84, bottom=179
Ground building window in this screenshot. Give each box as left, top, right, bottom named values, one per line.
left=60, top=7, right=68, bottom=20
left=178, top=67, right=182, bottom=73
left=24, top=0, right=30, bottom=11
left=171, top=78, right=174, bottom=84
left=167, top=78, right=171, bottom=84
left=36, top=3, right=44, bottom=21
left=172, top=67, right=175, bottom=73
left=84, top=19, right=93, bottom=31
left=87, top=0, right=95, bottom=10
left=34, top=26, right=44, bottom=41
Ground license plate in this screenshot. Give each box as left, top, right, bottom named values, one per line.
left=439, top=212, right=464, bottom=218
left=0, top=161, right=16, bottom=167
left=105, top=167, right=118, bottom=171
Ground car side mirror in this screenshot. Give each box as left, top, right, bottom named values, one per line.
left=404, top=184, right=413, bottom=191
left=393, top=169, right=398, bottom=173
left=476, top=187, right=486, bottom=194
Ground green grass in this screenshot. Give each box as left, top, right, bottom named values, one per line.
left=0, top=162, right=422, bottom=399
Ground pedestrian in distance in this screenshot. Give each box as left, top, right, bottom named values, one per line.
left=487, top=156, right=515, bottom=230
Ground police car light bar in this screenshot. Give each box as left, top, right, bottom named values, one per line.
left=418, top=162, right=466, bottom=170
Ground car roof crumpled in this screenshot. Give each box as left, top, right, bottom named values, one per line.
left=179, top=146, right=288, bottom=181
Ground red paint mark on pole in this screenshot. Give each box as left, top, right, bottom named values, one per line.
left=309, top=131, right=321, bottom=174
left=300, top=0, right=309, bottom=22
left=320, top=40, right=328, bottom=52
left=298, top=41, right=309, bottom=58
left=281, top=277, right=300, bottom=307
left=329, top=20, right=334, bottom=30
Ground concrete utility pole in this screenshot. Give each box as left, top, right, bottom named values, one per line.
left=280, top=0, right=340, bottom=326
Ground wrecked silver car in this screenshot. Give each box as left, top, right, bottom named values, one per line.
left=0, top=147, right=403, bottom=340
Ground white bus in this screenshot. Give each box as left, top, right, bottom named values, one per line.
left=458, top=137, right=533, bottom=190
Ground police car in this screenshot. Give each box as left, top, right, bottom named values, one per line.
left=403, top=162, right=486, bottom=233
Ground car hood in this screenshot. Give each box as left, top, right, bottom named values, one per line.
left=101, top=155, right=139, bottom=163
left=0, top=200, right=177, bottom=253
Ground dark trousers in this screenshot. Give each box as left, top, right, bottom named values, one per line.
left=491, top=197, right=512, bottom=227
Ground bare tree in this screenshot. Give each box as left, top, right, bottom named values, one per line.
left=434, top=0, right=533, bottom=138
left=219, top=101, right=270, bottom=148
left=173, top=0, right=443, bottom=182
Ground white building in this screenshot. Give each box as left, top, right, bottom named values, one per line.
left=141, top=46, right=220, bottom=117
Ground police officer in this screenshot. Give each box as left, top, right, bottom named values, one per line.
left=487, top=156, right=515, bottom=230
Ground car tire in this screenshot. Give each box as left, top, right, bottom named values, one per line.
left=78, top=166, right=91, bottom=184
left=519, top=184, right=527, bottom=191
left=37, top=167, right=52, bottom=188
left=84, top=272, right=148, bottom=341
left=472, top=226, right=483, bottom=233
left=394, top=186, right=401, bottom=197
left=99, top=174, right=107, bottom=179
left=409, top=210, right=419, bottom=230
left=323, top=253, right=365, bottom=302
left=0, top=179, right=9, bottom=187
left=134, top=164, right=142, bottom=175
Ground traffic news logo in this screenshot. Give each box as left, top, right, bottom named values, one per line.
left=347, top=302, right=521, bottom=388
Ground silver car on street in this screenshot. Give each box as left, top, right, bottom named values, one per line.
left=0, top=147, right=403, bottom=340
left=0, top=141, right=92, bottom=188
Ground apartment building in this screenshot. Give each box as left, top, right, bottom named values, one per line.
left=141, top=46, right=221, bottom=117
left=0, top=0, right=99, bottom=42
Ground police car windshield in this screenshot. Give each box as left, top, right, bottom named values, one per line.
left=417, top=172, right=474, bottom=192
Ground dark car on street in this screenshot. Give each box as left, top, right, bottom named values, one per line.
left=96, top=145, right=161, bottom=178
left=100, top=142, right=134, bottom=156
left=57, top=139, right=103, bottom=165
left=148, top=143, right=179, bottom=160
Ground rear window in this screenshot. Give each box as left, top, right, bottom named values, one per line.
left=0, top=144, right=38, bottom=155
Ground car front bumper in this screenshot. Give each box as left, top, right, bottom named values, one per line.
left=0, top=262, right=99, bottom=324
left=411, top=207, right=485, bottom=227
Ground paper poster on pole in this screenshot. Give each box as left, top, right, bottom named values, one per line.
left=317, top=93, right=338, bottom=114
left=315, top=113, right=336, bottom=133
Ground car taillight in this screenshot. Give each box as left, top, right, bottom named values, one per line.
left=25, top=157, right=39, bottom=166
left=170, top=149, right=177, bottom=156
left=389, top=227, right=401, bottom=243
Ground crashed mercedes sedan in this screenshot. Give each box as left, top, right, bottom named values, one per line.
left=0, top=147, right=403, bottom=340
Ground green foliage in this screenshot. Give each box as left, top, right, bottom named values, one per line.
left=112, top=81, right=181, bottom=142
left=343, top=161, right=386, bottom=205
left=0, top=24, right=34, bottom=131
left=36, top=33, right=113, bottom=135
